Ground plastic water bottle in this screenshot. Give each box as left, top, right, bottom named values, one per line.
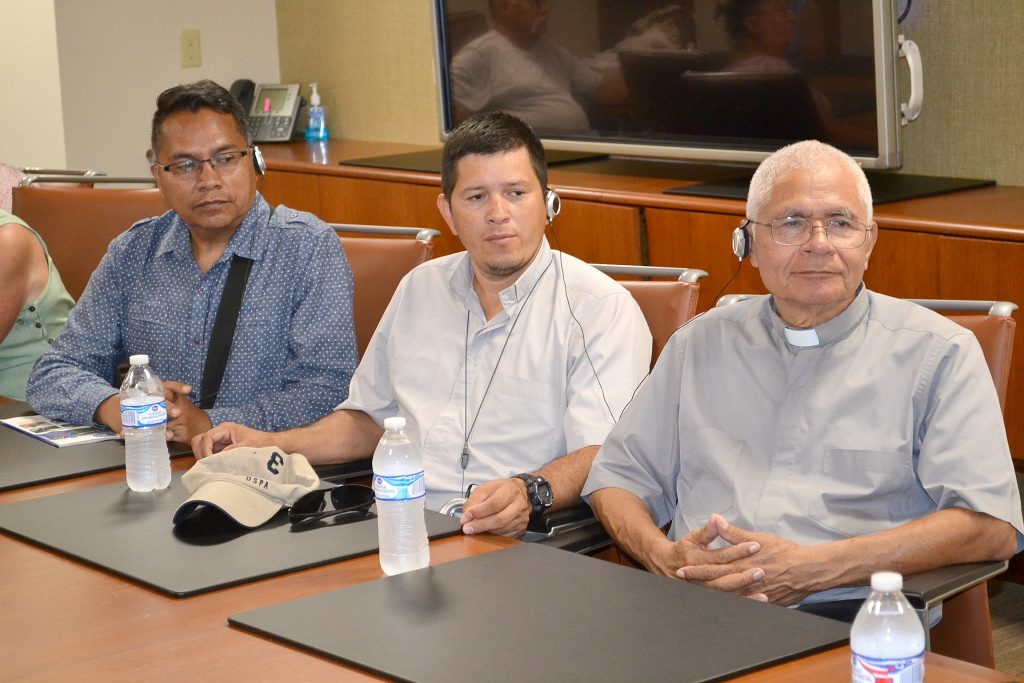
left=119, top=354, right=171, bottom=492
left=850, top=571, right=925, bottom=683
left=372, top=416, right=429, bottom=575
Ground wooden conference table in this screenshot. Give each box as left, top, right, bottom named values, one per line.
left=1, top=458, right=1018, bottom=681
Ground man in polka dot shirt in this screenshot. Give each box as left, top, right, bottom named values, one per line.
left=27, top=80, right=358, bottom=443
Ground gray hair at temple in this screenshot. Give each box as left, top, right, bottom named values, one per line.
left=747, top=140, right=873, bottom=224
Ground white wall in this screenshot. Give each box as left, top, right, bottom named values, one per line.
left=0, top=0, right=67, bottom=169
left=48, top=0, right=281, bottom=177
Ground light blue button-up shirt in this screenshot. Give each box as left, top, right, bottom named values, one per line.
left=27, top=194, right=357, bottom=431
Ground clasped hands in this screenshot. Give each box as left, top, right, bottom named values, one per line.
left=651, top=514, right=814, bottom=606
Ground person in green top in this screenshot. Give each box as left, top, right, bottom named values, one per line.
left=0, top=210, right=74, bottom=400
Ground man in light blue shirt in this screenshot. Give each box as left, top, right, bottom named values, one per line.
left=27, top=80, right=357, bottom=443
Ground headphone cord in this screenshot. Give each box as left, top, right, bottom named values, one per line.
left=710, top=257, right=744, bottom=308
left=460, top=256, right=554, bottom=495
left=546, top=221, right=617, bottom=422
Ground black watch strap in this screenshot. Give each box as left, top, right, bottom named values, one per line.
left=512, top=473, right=554, bottom=517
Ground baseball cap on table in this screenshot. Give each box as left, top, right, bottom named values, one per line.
left=172, top=447, right=320, bottom=528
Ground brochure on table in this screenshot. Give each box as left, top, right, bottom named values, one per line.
left=1, top=414, right=119, bottom=448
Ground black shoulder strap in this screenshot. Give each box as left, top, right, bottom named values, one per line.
left=200, top=254, right=254, bottom=409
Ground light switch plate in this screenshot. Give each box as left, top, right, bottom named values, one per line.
left=180, top=29, right=201, bottom=68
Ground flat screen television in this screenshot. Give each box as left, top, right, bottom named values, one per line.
left=432, top=0, right=910, bottom=169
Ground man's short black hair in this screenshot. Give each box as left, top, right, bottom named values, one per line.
left=441, top=111, right=548, bottom=199
left=150, top=80, right=250, bottom=156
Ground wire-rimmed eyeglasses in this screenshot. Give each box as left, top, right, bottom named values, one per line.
left=153, top=148, right=251, bottom=179
left=288, top=483, right=375, bottom=526
left=744, top=215, right=872, bottom=249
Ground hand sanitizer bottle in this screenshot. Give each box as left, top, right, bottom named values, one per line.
left=305, top=82, right=329, bottom=141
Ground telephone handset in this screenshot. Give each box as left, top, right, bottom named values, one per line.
left=229, top=80, right=302, bottom=143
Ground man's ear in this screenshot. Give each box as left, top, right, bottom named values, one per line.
left=863, top=221, right=878, bottom=267
left=149, top=161, right=163, bottom=193
left=436, top=193, right=458, bottom=237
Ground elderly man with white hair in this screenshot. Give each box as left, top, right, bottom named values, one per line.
left=583, top=139, right=1023, bottom=619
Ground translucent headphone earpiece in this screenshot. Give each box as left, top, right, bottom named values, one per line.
left=251, top=145, right=266, bottom=176
left=545, top=189, right=561, bottom=223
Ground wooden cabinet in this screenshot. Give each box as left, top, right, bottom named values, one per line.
left=646, top=207, right=766, bottom=310
left=266, top=167, right=644, bottom=264
left=260, top=170, right=321, bottom=216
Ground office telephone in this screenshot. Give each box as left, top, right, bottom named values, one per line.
left=229, top=80, right=302, bottom=143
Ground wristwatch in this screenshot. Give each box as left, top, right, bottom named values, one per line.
left=511, top=473, right=554, bottom=518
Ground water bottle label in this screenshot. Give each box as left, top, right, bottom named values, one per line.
left=851, top=651, right=924, bottom=683
left=120, top=399, right=167, bottom=427
left=373, top=470, right=425, bottom=501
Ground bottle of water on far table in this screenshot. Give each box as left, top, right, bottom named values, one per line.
left=850, top=571, right=925, bottom=683
left=372, top=416, right=429, bottom=575
left=119, top=354, right=171, bottom=492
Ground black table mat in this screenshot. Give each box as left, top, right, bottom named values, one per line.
left=0, top=402, right=190, bottom=492
left=0, top=473, right=461, bottom=597
left=230, top=543, right=850, bottom=683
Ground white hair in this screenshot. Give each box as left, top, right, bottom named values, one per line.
left=747, top=140, right=873, bottom=224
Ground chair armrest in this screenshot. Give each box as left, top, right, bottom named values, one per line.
left=523, top=503, right=615, bottom=555
left=901, top=561, right=1007, bottom=610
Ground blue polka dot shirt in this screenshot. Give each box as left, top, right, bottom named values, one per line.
left=27, top=195, right=358, bottom=430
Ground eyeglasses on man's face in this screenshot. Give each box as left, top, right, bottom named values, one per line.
left=153, top=148, right=251, bottom=179
left=746, top=215, right=872, bottom=249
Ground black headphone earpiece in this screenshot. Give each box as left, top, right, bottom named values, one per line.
left=252, top=145, right=266, bottom=176
left=545, top=189, right=561, bottom=223
left=732, top=220, right=752, bottom=261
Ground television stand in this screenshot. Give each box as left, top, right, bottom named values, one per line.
left=342, top=148, right=607, bottom=174
left=664, top=170, right=996, bottom=205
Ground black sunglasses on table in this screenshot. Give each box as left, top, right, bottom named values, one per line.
left=288, top=483, right=375, bottom=526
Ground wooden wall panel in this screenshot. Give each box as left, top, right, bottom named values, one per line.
left=863, top=229, right=943, bottom=297
left=318, top=176, right=462, bottom=257
left=551, top=199, right=642, bottom=265
left=646, top=208, right=766, bottom=312
left=260, top=171, right=321, bottom=216
left=317, top=177, right=642, bottom=265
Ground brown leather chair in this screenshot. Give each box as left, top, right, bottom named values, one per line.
left=591, top=264, right=707, bottom=365
left=525, top=264, right=707, bottom=546
left=715, top=295, right=1018, bottom=668
left=12, top=179, right=168, bottom=300
left=903, top=299, right=1016, bottom=668
left=332, top=224, right=440, bottom=357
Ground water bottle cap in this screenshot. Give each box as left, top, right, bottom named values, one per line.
left=129, top=354, right=150, bottom=366
left=870, top=571, right=903, bottom=592
left=383, top=416, right=406, bottom=431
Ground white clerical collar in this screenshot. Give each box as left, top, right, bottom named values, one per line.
left=783, top=327, right=820, bottom=347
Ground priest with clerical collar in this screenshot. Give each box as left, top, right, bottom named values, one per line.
left=583, top=139, right=1024, bottom=623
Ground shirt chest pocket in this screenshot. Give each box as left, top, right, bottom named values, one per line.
left=811, top=448, right=914, bottom=537
left=125, top=306, right=177, bottom=354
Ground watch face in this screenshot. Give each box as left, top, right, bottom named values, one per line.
left=535, top=480, right=553, bottom=507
